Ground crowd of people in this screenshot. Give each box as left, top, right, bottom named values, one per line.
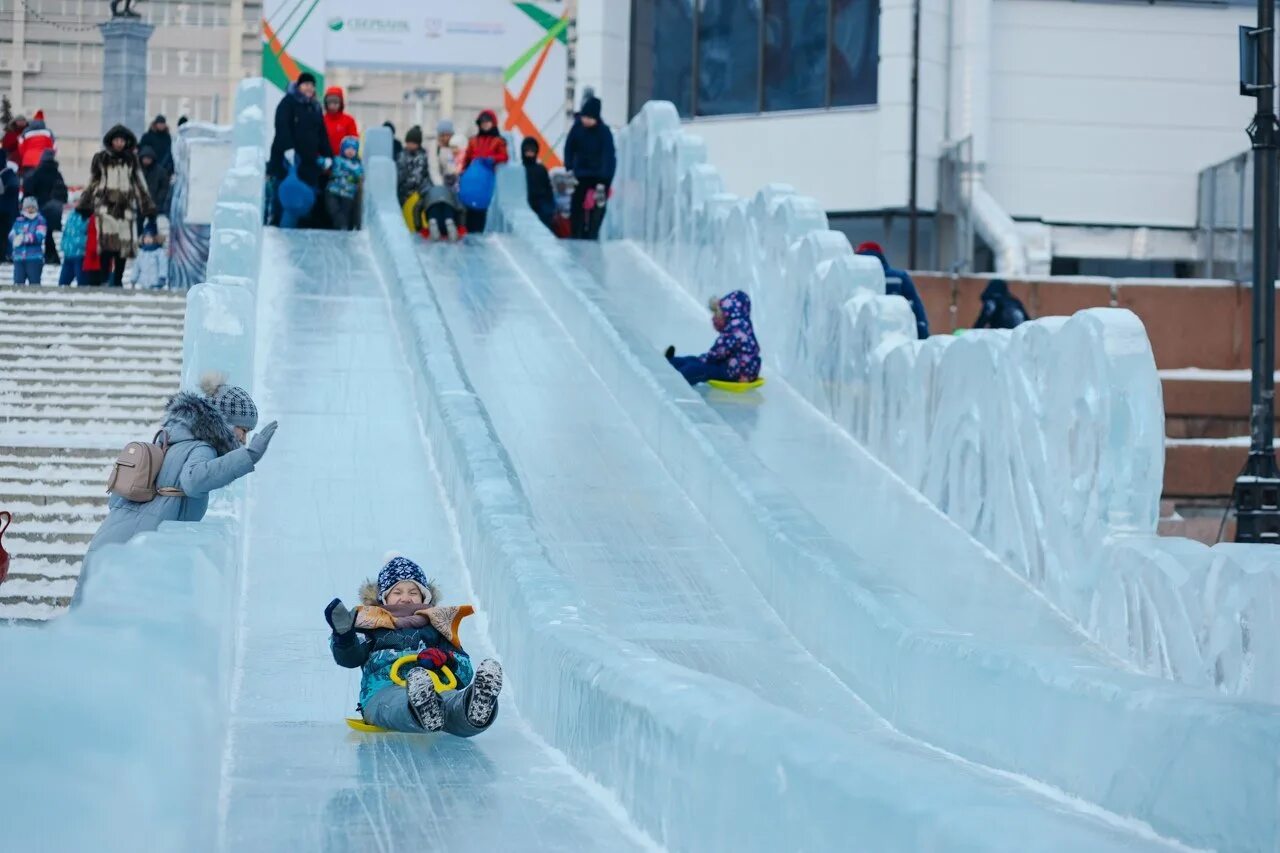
left=3, top=109, right=177, bottom=288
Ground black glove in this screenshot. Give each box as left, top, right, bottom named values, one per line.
left=325, top=598, right=355, bottom=635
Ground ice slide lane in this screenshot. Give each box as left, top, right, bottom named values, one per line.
left=218, top=230, right=648, bottom=851
left=497, top=225, right=1279, bottom=850
left=410, top=235, right=1184, bottom=849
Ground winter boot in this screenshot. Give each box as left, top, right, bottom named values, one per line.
left=446, top=219, right=460, bottom=242
left=466, top=658, right=503, bottom=728
left=664, top=345, right=675, bottom=360
left=406, top=667, right=443, bottom=731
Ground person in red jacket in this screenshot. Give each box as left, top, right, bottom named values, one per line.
left=17, top=110, right=55, bottom=178
left=322, top=87, right=359, bottom=167
left=460, top=109, right=508, bottom=234
left=2, top=115, right=27, bottom=165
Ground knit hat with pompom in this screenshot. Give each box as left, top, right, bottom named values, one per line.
left=200, top=371, right=259, bottom=430
left=377, top=553, right=431, bottom=603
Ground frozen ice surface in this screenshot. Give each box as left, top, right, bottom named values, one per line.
left=492, top=164, right=1280, bottom=848
left=219, top=229, right=650, bottom=852
left=608, top=100, right=1280, bottom=708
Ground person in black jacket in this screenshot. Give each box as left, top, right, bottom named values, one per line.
left=139, top=146, right=172, bottom=216
left=267, top=72, right=331, bottom=224
left=521, top=137, right=555, bottom=232
left=139, top=114, right=174, bottom=172
left=563, top=96, right=616, bottom=240
left=24, top=149, right=66, bottom=263
left=0, top=149, right=19, bottom=263
left=973, top=279, right=1029, bottom=330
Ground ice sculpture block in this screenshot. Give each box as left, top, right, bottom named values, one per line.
left=1, top=520, right=241, bottom=852
left=1, top=79, right=267, bottom=851
left=182, top=280, right=255, bottom=391
left=364, top=158, right=1191, bottom=850
left=492, top=160, right=1280, bottom=849
left=609, top=99, right=1280, bottom=707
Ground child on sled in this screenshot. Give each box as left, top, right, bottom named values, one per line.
left=665, top=290, right=762, bottom=386
left=326, top=554, right=503, bottom=735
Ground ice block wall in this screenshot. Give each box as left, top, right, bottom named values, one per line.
left=609, top=100, right=1280, bottom=704
left=0, top=78, right=269, bottom=852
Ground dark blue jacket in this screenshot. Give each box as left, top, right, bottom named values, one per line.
left=858, top=249, right=929, bottom=339
left=564, top=98, right=616, bottom=184
left=268, top=82, right=331, bottom=186
left=974, top=279, right=1029, bottom=330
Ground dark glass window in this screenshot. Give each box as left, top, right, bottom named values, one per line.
left=628, top=0, right=879, bottom=119
left=830, top=0, right=878, bottom=107
left=630, top=0, right=695, bottom=117
left=696, top=0, right=761, bottom=116
left=763, top=0, right=829, bottom=111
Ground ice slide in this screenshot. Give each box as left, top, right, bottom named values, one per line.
left=2, top=85, right=1277, bottom=852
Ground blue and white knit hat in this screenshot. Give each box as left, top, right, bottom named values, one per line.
left=200, top=371, right=259, bottom=431
left=377, top=554, right=431, bottom=602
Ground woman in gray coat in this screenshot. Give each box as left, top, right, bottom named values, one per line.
left=86, top=372, right=278, bottom=554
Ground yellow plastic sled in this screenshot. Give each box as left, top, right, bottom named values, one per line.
left=707, top=377, right=765, bottom=393
left=402, top=192, right=420, bottom=231
left=344, top=656, right=458, bottom=733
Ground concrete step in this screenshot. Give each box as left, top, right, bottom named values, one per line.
left=3, top=537, right=86, bottom=562
left=0, top=577, right=76, bottom=601
left=0, top=304, right=186, bottom=324
left=0, top=372, right=178, bottom=389
left=0, top=327, right=181, bottom=348
left=0, top=355, right=181, bottom=373
left=0, top=342, right=182, bottom=361
left=0, top=285, right=185, bottom=304
left=1162, top=438, right=1272, bottom=498
left=3, top=555, right=83, bottom=580
left=0, top=506, right=108, bottom=525
left=0, top=445, right=120, bottom=460
left=4, top=528, right=95, bottom=545
left=0, top=404, right=164, bottom=422
left=0, top=487, right=109, bottom=506
left=0, top=391, right=162, bottom=408
left=0, top=600, right=64, bottom=621
left=0, top=322, right=184, bottom=339
left=1, top=466, right=110, bottom=487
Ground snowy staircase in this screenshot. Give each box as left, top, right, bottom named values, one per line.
left=0, top=285, right=185, bottom=620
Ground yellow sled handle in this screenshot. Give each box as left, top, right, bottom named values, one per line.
left=389, top=654, right=457, bottom=692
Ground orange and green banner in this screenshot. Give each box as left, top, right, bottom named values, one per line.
left=262, top=1, right=569, bottom=164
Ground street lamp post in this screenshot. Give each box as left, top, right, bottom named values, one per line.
left=1234, top=3, right=1280, bottom=542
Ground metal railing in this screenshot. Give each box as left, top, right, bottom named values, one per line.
left=935, top=135, right=975, bottom=273
left=1197, top=150, right=1252, bottom=282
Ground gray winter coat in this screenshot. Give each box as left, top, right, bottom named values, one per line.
left=86, top=392, right=255, bottom=554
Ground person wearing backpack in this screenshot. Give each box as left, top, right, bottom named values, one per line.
left=85, top=372, right=278, bottom=554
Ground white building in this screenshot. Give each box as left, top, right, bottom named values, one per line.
left=574, top=0, right=1263, bottom=275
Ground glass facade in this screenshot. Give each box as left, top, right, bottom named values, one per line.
left=630, top=0, right=878, bottom=119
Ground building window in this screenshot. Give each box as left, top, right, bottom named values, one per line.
left=696, top=0, right=760, bottom=116
left=630, top=0, right=694, bottom=117
left=630, top=0, right=878, bottom=119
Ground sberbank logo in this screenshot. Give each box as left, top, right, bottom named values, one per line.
left=327, top=17, right=410, bottom=33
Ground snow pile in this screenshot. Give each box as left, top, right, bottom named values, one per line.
left=609, top=100, right=1280, bottom=705
left=0, top=78, right=269, bottom=851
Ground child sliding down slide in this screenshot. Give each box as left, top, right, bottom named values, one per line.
left=665, top=290, right=762, bottom=386
left=326, top=555, right=503, bottom=735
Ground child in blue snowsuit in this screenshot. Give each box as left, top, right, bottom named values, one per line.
left=59, top=208, right=89, bottom=286
left=326, top=555, right=503, bottom=735
left=665, top=290, right=762, bottom=385
left=325, top=135, right=362, bottom=231
left=9, top=196, right=47, bottom=284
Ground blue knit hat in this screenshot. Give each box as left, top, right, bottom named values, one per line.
left=377, top=555, right=430, bottom=602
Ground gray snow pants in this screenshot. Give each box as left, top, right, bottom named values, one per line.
left=362, top=683, right=497, bottom=737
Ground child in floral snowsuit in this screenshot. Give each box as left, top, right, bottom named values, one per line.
left=665, top=290, right=762, bottom=385
left=326, top=555, right=503, bottom=735
left=9, top=196, right=47, bottom=284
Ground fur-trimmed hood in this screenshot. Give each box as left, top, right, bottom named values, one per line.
left=359, top=578, right=440, bottom=607
left=162, top=391, right=240, bottom=456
